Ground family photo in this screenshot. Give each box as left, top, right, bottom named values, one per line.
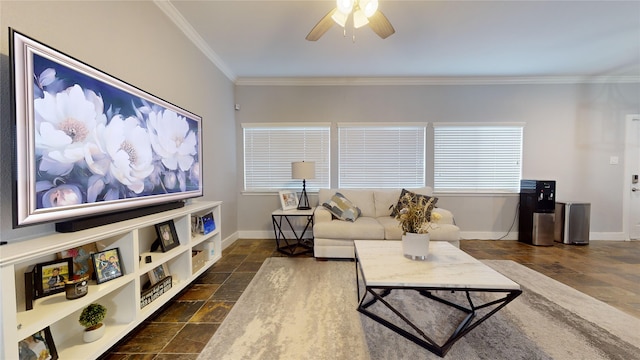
left=37, top=259, right=72, bottom=296
left=92, top=249, right=123, bottom=284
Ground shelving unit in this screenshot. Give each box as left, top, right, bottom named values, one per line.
left=0, top=200, right=222, bottom=359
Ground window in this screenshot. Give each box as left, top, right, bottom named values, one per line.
left=338, top=123, right=426, bottom=188
left=243, top=123, right=330, bottom=192
left=433, top=123, right=524, bottom=192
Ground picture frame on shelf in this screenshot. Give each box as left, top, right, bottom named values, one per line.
left=148, top=263, right=170, bottom=285
left=28, top=258, right=73, bottom=300
left=58, top=242, right=98, bottom=280
left=18, top=327, right=58, bottom=360
left=147, top=263, right=170, bottom=286
left=154, top=220, right=180, bottom=252
left=279, top=190, right=299, bottom=211
left=91, top=248, right=124, bottom=284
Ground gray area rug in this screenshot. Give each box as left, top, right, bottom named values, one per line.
left=198, top=258, right=640, bottom=360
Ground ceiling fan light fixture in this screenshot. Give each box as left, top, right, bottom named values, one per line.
left=331, top=10, right=348, bottom=27
left=353, top=9, right=369, bottom=28
left=336, top=0, right=354, bottom=14
left=359, top=0, right=378, bottom=17
left=306, top=0, right=394, bottom=41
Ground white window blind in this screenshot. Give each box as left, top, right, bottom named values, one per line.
left=338, top=123, right=426, bottom=188
left=433, top=123, right=523, bottom=192
left=243, top=123, right=330, bottom=191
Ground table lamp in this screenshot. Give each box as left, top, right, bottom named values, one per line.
left=291, top=161, right=315, bottom=210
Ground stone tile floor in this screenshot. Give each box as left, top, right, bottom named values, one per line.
left=101, top=239, right=640, bottom=359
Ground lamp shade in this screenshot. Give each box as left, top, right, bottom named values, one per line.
left=291, top=161, right=316, bottom=180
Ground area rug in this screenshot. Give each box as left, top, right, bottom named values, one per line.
left=197, top=258, right=640, bottom=360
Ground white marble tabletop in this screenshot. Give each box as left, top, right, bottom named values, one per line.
left=272, top=208, right=315, bottom=216
left=354, top=240, right=520, bottom=290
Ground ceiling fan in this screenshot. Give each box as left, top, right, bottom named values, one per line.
left=306, top=0, right=395, bottom=41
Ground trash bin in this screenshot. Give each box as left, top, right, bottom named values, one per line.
left=554, top=201, right=590, bottom=245
left=532, top=212, right=555, bottom=246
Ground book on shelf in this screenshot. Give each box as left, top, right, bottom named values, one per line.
left=201, top=212, right=216, bottom=234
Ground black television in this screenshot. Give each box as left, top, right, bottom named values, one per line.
left=9, top=29, right=203, bottom=231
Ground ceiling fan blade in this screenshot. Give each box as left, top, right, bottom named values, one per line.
left=306, top=8, right=337, bottom=41
left=368, top=10, right=395, bottom=39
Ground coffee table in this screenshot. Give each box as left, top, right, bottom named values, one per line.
left=354, top=240, right=521, bottom=357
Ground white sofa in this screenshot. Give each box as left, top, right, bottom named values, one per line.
left=313, top=187, right=461, bottom=259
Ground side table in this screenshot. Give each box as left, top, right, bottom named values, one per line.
left=271, top=208, right=314, bottom=256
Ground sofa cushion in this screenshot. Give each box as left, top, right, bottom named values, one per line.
left=338, top=190, right=376, bottom=217
left=377, top=216, right=460, bottom=241
left=374, top=187, right=434, bottom=218
left=319, top=189, right=376, bottom=217
left=317, top=189, right=335, bottom=204
left=313, top=217, right=385, bottom=240
left=374, top=189, right=402, bottom=217
left=428, top=223, right=461, bottom=241
left=432, top=208, right=454, bottom=225
left=376, top=216, right=403, bottom=240
left=322, top=192, right=362, bottom=222
left=390, top=188, right=438, bottom=218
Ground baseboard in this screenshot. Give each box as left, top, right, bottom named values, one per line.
left=222, top=231, right=240, bottom=250
left=588, top=232, right=627, bottom=241
left=234, top=230, right=630, bottom=242
left=460, top=231, right=628, bottom=241
left=238, top=230, right=280, bottom=239
left=460, top=231, right=518, bottom=240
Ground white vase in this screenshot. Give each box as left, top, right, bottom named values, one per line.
left=83, top=323, right=106, bottom=343
left=402, top=232, right=430, bottom=261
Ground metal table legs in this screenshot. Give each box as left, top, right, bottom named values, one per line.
left=272, top=213, right=314, bottom=256
left=355, top=258, right=522, bottom=357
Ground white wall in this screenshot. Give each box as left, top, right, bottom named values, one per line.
left=235, top=82, right=640, bottom=240
left=0, top=1, right=238, bottom=243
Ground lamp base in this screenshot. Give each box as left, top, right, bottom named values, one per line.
left=298, top=180, right=311, bottom=210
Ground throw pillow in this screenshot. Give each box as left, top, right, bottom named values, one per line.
left=390, top=189, right=438, bottom=219
left=323, top=192, right=362, bottom=222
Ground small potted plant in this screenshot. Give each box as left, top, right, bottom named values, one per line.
left=79, top=303, right=107, bottom=343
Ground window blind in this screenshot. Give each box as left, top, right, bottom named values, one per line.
left=338, top=124, right=426, bottom=188
left=243, top=123, right=330, bottom=191
left=433, top=123, right=523, bottom=192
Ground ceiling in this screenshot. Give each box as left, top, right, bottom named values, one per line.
left=159, top=0, right=640, bottom=83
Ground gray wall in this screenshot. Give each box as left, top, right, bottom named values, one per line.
left=1, top=1, right=638, bottom=244
left=235, top=82, right=640, bottom=239
left=0, top=1, right=238, bottom=243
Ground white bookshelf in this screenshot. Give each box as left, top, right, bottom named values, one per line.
left=0, top=200, right=222, bottom=359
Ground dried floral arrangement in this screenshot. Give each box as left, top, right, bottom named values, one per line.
left=394, top=192, right=441, bottom=234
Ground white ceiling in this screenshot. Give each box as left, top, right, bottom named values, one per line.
left=160, top=0, right=640, bottom=83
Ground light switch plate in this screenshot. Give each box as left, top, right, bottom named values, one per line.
left=609, top=156, right=619, bottom=165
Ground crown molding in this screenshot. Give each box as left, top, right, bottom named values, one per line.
left=153, top=1, right=639, bottom=87
left=235, top=75, right=640, bottom=86
left=154, top=0, right=236, bottom=82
